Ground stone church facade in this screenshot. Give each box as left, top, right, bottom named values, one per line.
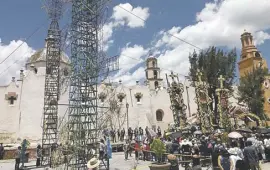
left=0, top=48, right=198, bottom=143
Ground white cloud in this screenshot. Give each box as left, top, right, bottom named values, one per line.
left=0, top=40, right=35, bottom=85
left=101, top=3, right=150, bottom=51
left=113, top=44, right=148, bottom=80
left=150, top=0, right=270, bottom=81
left=110, top=44, right=149, bottom=86
left=112, top=3, right=150, bottom=28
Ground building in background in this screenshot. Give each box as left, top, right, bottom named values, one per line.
left=238, top=31, right=270, bottom=120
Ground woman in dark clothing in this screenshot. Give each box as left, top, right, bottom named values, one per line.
left=212, top=147, right=220, bottom=170
left=192, top=145, right=201, bottom=170
left=36, top=145, right=42, bottom=167
left=218, top=148, right=233, bottom=170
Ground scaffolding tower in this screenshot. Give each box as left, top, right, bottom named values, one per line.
left=67, top=0, right=114, bottom=169
left=41, top=0, right=63, bottom=166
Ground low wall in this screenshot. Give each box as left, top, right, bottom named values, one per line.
left=2, top=148, right=37, bottom=160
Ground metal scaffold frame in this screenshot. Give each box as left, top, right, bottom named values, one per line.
left=166, top=72, right=187, bottom=130
left=41, top=0, right=63, bottom=166
left=67, top=0, right=100, bottom=168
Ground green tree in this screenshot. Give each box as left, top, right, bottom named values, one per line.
left=189, top=46, right=237, bottom=122
left=237, top=66, right=268, bottom=120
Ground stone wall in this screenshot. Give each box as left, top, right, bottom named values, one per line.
left=2, top=148, right=37, bottom=160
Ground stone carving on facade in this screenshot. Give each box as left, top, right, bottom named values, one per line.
left=98, top=92, right=107, bottom=103
left=5, top=92, right=18, bottom=105
left=134, top=92, right=143, bottom=103
left=117, top=92, right=126, bottom=102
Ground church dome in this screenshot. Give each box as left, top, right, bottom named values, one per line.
left=27, top=48, right=70, bottom=64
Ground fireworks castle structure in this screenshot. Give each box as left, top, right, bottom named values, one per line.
left=41, top=0, right=63, bottom=166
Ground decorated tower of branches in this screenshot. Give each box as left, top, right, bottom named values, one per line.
left=194, top=70, right=214, bottom=133
left=216, top=75, right=231, bottom=131
left=166, top=72, right=187, bottom=130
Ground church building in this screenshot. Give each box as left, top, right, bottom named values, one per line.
left=238, top=31, right=270, bottom=121
left=0, top=49, right=198, bottom=143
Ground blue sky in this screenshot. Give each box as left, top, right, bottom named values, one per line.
left=0, top=0, right=270, bottom=85
left=0, top=0, right=208, bottom=51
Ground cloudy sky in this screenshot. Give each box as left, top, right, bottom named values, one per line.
left=0, top=0, right=270, bottom=85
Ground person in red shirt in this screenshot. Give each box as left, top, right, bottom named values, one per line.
left=134, top=141, right=140, bottom=161
left=143, top=143, right=150, bottom=161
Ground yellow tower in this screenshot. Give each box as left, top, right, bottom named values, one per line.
left=238, top=31, right=268, bottom=77
left=238, top=31, right=270, bottom=120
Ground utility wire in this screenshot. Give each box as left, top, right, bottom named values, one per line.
left=116, top=5, right=202, bottom=50
left=0, top=5, right=71, bottom=66
left=0, top=23, right=47, bottom=65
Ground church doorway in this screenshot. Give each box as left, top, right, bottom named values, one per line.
left=156, top=109, right=164, bottom=121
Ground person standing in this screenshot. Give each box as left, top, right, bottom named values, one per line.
left=0, top=143, right=4, bottom=160
left=99, top=139, right=105, bottom=160
left=217, top=148, right=233, bottom=170
left=117, top=129, right=120, bottom=142
left=121, top=128, right=125, bottom=141
left=14, top=146, right=22, bottom=170
left=192, top=145, right=201, bottom=170
left=157, top=126, right=161, bottom=137
left=36, top=145, right=42, bottom=167
left=123, top=140, right=129, bottom=160
left=243, top=141, right=260, bottom=170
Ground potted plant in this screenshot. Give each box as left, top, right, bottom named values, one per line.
left=149, top=139, right=171, bottom=170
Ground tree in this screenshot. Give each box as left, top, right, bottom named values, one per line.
left=237, top=66, right=268, bottom=120
left=189, top=46, right=237, bottom=122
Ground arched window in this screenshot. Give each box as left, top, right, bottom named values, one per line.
left=156, top=109, right=164, bottom=121
left=152, top=61, right=156, bottom=68
left=146, top=71, right=148, bottom=79
left=154, top=81, right=159, bottom=89
left=153, top=70, right=158, bottom=79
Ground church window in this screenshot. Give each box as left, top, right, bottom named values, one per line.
left=152, top=61, right=156, bottom=68
left=154, top=81, right=159, bottom=89
left=134, top=92, right=143, bottom=103
left=5, top=92, right=18, bottom=106
left=156, top=109, right=164, bottom=121
left=98, top=92, right=107, bottom=103
left=34, top=67, right=38, bottom=74
left=264, top=81, right=269, bottom=89
left=9, top=96, right=16, bottom=105
left=153, top=70, right=158, bottom=79
left=63, top=68, right=69, bottom=76
left=117, top=92, right=126, bottom=102
left=146, top=72, right=148, bottom=79
left=268, top=98, right=270, bottom=104
left=245, top=38, right=249, bottom=46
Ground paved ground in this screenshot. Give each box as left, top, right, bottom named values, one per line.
left=1, top=152, right=270, bottom=170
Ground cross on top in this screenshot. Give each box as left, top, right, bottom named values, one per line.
left=169, top=71, right=177, bottom=81
left=218, top=75, right=225, bottom=89
left=196, top=70, right=203, bottom=83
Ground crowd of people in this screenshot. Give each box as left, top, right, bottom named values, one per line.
left=102, top=126, right=163, bottom=143
left=102, top=126, right=270, bottom=170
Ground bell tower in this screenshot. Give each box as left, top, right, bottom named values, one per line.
left=238, top=30, right=268, bottom=77
left=145, top=55, right=163, bottom=90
